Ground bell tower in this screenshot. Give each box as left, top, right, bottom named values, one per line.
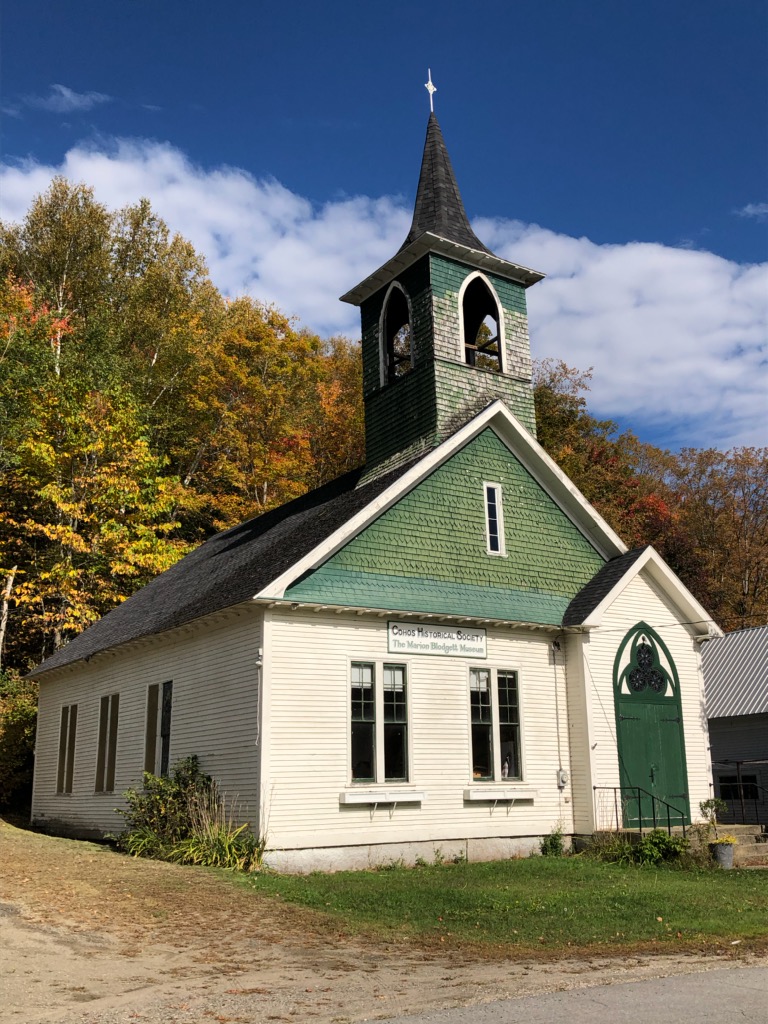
left=341, top=109, right=544, bottom=477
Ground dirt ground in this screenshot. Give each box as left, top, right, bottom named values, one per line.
left=1, top=820, right=764, bottom=1024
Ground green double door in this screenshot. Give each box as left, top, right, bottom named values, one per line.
left=617, top=699, right=689, bottom=828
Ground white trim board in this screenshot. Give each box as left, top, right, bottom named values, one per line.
left=580, top=545, right=722, bottom=636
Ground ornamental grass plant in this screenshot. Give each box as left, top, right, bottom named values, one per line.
left=168, top=783, right=264, bottom=872
left=113, top=756, right=263, bottom=872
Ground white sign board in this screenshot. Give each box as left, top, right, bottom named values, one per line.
left=387, top=621, right=487, bottom=659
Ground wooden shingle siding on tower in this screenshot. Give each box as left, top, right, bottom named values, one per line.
left=359, top=252, right=537, bottom=474
left=429, top=256, right=533, bottom=383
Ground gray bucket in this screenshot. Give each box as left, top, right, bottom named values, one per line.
left=709, top=841, right=735, bottom=869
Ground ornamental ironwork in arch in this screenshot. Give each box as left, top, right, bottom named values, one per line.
left=613, top=622, right=679, bottom=702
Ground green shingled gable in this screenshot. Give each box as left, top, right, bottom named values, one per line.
left=287, top=428, right=605, bottom=623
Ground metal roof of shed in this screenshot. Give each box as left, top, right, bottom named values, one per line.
left=702, top=624, right=768, bottom=718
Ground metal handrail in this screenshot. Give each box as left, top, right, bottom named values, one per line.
left=711, top=762, right=768, bottom=826
left=593, top=785, right=687, bottom=837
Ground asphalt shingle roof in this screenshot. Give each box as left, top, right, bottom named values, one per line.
left=561, top=547, right=648, bottom=626
left=31, top=460, right=417, bottom=677
left=399, top=113, right=494, bottom=256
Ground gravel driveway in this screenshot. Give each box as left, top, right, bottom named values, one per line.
left=1, top=820, right=761, bottom=1024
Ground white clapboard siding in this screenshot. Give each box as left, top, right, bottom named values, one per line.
left=564, top=633, right=596, bottom=834
left=581, top=571, right=712, bottom=829
left=32, top=607, right=263, bottom=837
left=263, top=609, right=573, bottom=850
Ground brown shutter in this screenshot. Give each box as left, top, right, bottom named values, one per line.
left=106, top=694, right=119, bottom=792
left=65, top=705, right=77, bottom=794
left=95, top=696, right=108, bottom=792
left=144, top=684, right=159, bottom=774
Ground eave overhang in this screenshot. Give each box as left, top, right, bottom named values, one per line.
left=340, top=232, right=545, bottom=307
left=255, top=598, right=586, bottom=633
left=578, top=546, right=723, bottom=636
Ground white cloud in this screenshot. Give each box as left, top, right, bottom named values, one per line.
left=23, top=84, right=111, bottom=114
left=736, top=202, right=768, bottom=221
left=1, top=138, right=765, bottom=451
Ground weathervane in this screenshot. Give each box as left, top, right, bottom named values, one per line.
left=425, top=69, right=436, bottom=112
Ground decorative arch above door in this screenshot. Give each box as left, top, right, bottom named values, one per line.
left=613, top=622, right=690, bottom=828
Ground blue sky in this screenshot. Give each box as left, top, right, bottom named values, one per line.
left=2, top=0, right=766, bottom=451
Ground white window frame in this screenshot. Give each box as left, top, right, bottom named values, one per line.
left=457, top=271, right=507, bottom=374
left=483, top=481, right=507, bottom=556
left=467, top=664, right=525, bottom=785
left=378, top=281, right=414, bottom=387
left=348, top=658, right=412, bottom=786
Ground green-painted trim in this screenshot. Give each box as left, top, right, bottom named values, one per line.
left=287, top=568, right=571, bottom=624
left=612, top=622, right=691, bottom=826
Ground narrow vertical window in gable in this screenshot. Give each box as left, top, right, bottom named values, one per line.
left=96, top=694, right=120, bottom=793
left=56, top=704, right=78, bottom=794
left=484, top=483, right=506, bottom=556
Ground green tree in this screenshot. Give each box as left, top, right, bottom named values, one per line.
left=664, top=447, right=768, bottom=630
left=533, top=358, right=675, bottom=548
left=0, top=671, right=38, bottom=810
left=309, top=336, right=365, bottom=489
left=2, top=384, right=189, bottom=665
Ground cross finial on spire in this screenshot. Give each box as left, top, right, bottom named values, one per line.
left=425, top=69, right=436, bottom=113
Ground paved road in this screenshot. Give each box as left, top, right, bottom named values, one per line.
left=374, top=965, right=768, bottom=1024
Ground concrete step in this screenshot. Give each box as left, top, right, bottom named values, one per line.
left=715, top=824, right=766, bottom=838
left=734, top=843, right=768, bottom=867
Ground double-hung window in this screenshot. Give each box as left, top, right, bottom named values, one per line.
left=95, top=693, right=120, bottom=793
left=469, top=667, right=522, bottom=782
left=56, top=704, right=78, bottom=794
left=351, top=661, right=409, bottom=783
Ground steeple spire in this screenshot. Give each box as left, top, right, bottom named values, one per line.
left=400, top=112, right=493, bottom=256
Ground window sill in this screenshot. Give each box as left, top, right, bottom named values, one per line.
left=339, top=789, right=426, bottom=806
left=463, top=786, right=537, bottom=802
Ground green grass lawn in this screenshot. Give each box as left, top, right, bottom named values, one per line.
left=249, top=858, right=768, bottom=955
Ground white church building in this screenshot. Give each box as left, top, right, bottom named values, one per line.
left=29, top=110, right=720, bottom=870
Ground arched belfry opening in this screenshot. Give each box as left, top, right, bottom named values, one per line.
left=462, top=276, right=503, bottom=373
left=382, top=284, right=413, bottom=384
left=341, top=111, right=544, bottom=470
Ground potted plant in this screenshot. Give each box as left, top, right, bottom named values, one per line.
left=699, top=798, right=737, bottom=869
